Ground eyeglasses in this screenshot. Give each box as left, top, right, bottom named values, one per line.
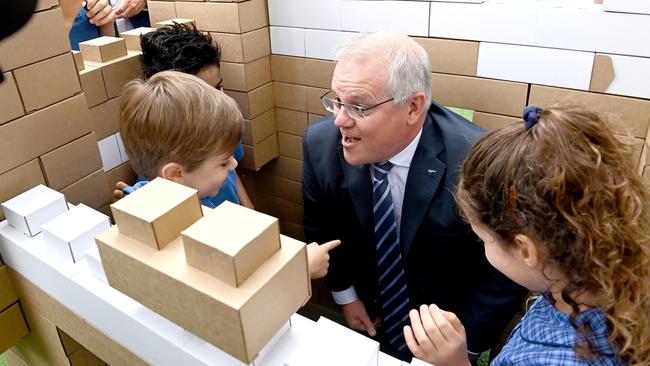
left=321, top=91, right=394, bottom=121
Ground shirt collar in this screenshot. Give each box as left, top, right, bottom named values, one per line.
left=388, top=128, right=422, bottom=168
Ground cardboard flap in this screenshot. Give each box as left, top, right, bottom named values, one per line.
left=589, top=54, right=615, bottom=92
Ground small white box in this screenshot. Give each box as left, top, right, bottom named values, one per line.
left=305, top=29, right=358, bottom=61
left=1, top=184, right=68, bottom=236
left=341, top=1, right=430, bottom=36
left=270, top=26, right=306, bottom=57
left=284, top=317, right=379, bottom=366
left=85, top=244, right=107, bottom=282
left=42, top=203, right=110, bottom=263
left=116, top=132, right=129, bottom=163
left=603, top=0, right=650, bottom=15
left=98, top=134, right=122, bottom=171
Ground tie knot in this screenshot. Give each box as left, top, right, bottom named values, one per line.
left=373, top=161, right=394, bottom=177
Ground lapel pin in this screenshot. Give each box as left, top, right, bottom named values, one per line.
left=427, top=169, right=436, bottom=176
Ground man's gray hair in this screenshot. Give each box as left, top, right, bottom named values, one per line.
left=335, top=31, right=432, bottom=110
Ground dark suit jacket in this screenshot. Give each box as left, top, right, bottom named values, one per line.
left=302, top=100, right=527, bottom=352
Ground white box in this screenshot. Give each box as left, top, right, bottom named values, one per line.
left=85, top=243, right=107, bottom=282
left=341, top=1, right=430, bottom=36
left=284, top=317, right=379, bottom=366
left=603, top=0, right=650, bottom=15
left=270, top=27, right=306, bottom=58
left=305, top=29, right=358, bottom=61
left=268, top=0, right=342, bottom=30
left=598, top=54, right=650, bottom=99
left=116, top=132, right=129, bottom=163
left=42, top=203, right=110, bottom=263
left=410, top=357, right=433, bottom=365
left=98, top=134, right=122, bottom=171
left=1, top=184, right=68, bottom=236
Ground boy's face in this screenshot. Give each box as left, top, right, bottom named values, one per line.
left=180, top=150, right=237, bottom=198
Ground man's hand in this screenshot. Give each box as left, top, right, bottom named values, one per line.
left=306, top=240, right=341, bottom=279
left=85, top=0, right=115, bottom=26
left=113, top=0, right=147, bottom=19
left=341, top=299, right=378, bottom=337
left=404, top=304, right=471, bottom=366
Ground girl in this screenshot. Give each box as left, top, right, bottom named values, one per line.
left=404, top=105, right=650, bottom=365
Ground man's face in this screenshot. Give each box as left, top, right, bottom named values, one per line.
left=331, top=57, right=411, bottom=166
left=196, top=64, right=223, bottom=90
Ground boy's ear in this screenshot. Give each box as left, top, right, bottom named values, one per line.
left=513, top=234, right=540, bottom=268
left=160, top=162, right=184, bottom=182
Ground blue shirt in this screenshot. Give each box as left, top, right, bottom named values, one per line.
left=68, top=8, right=100, bottom=51
left=493, top=293, right=625, bottom=366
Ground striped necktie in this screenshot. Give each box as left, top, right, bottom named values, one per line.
left=372, top=161, right=410, bottom=352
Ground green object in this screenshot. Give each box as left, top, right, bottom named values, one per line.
left=0, top=354, right=8, bottom=366
left=446, top=106, right=474, bottom=122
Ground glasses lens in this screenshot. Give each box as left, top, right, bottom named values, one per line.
left=321, top=97, right=335, bottom=113
left=346, top=105, right=365, bottom=120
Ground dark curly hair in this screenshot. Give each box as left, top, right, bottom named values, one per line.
left=140, top=22, right=221, bottom=79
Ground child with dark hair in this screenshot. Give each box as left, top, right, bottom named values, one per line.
left=404, top=105, right=650, bottom=365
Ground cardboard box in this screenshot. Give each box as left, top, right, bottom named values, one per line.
left=528, top=85, right=650, bottom=139
left=79, top=65, right=108, bottom=108
left=147, top=1, right=178, bottom=25
left=110, top=178, right=202, bottom=250
left=175, top=0, right=268, bottom=33
left=35, top=0, right=59, bottom=11
left=182, top=202, right=281, bottom=287
left=3, top=350, right=29, bottom=366
left=68, top=346, right=106, bottom=366
left=430, top=72, right=528, bottom=117
left=414, top=37, right=478, bottom=76
left=255, top=193, right=303, bottom=225
left=241, top=133, right=279, bottom=171
left=274, top=82, right=307, bottom=112
left=98, top=134, right=123, bottom=172
left=614, top=135, right=645, bottom=169
left=0, top=302, right=30, bottom=353
left=603, top=0, right=650, bottom=15
left=0, top=265, right=18, bottom=311
left=89, top=97, right=121, bottom=140
left=58, top=329, right=81, bottom=356
left=308, top=113, right=324, bottom=124
left=278, top=133, right=303, bottom=161
left=304, top=29, right=359, bottom=61
left=279, top=220, right=305, bottom=242
left=0, top=72, right=25, bottom=125
left=79, top=37, right=128, bottom=63
left=276, top=108, right=309, bottom=136
left=72, top=50, right=85, bottom=71
left=1, top=185, right=68, bottom=237
left=60, top=169, right=113, bottom=209
left=39, top=133, right=103, bottom=191
left=225, top=82, right=275, bottom=119
left=270, top=26, right=306, bottom=58
left=88, top=51, right=144, bottom=99
left=13, top=53, right=82, bottom=113
left=254, top=175, right=303, bottom=205
left=590, top=53, right=650, bottom=99
left=267, top=0, right=340, bottom=31
left=119, top=27, right=156, bottom=51
left=116, top=132, right=128, bottom=163
left=340, top=0, right=429, bottom=36
left=211, top=27, right=271, bottom=64
left=473, top=112, right=520, bottom=131
left=155, top=18, right=196, bottom=28
left=0, top=8, right=69, bottom=71
left=306, top=87, right=328, bottom=115
left=42, top=204, right=111, bottom=264
left=242, top=108, right=276, bottom=146
left=258, top=156, right=303, bottom=183
left=0, top=160, right=46, bottom=222
left=221, top=56, right=271, bottom=92
left=271, top=55, right=335, bottom=89
left=85, top=245, right=108, bottom=283
left=105, top=162, right=137, bottom=193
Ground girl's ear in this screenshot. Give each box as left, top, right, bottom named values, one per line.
left=160, top=162, right=184, bottom=183
left=513, top=234, right=540, bottom=268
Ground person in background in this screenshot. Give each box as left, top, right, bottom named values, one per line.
left=111, top=0, right=149, bottom=34
left=61, top=0, right=116, bottom=49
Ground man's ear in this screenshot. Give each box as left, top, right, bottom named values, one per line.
left=406, top=92, right=427, bottom=126
left=513, top=234, right=540, bottom=268
left=160, top=162, right=184, bottom=183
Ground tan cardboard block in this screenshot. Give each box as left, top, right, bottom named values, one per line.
left=35, top=0, right=59, bottom=11
left=0, top=266, right=18, bottom=311
left=0, top=8, right=69, bottom=71
left=528, top=85, right=650, bottom=139
left=68, top=346, right=106, bottom=366
left=79, top=65, right=108, bottom=108
left=242, top=108, right=276, bottom=145
left=278, top=133, right=303, bottom=161
left=308, top=113, right=325, bottom=124
left=254, top=175, right=303, bottom=205
left=225, top=82, right=274, bottom=119
left=119, top=27, right=156, bottom=51
left=258, top=156, right=303, bottom=183
left=279, top=220, right=305, bottom=242
left=241, top=133, right=279, bottom=171
left=473, top=112, right=520, bottom=130
left=175, top=0, right=267, bottom=33
left=89, top=51, right=144, bottom=99
left=155, top=18, right=196, bottom=28
left=414, top=37, right=479, bottom=76
left=0, top=94, right=92, bottom=175
left=431, top=73, right=528, bottom=117
left=274, top=82, right=307, bottom=112
left=182, top=202, right=281, bottom=287
left=105, top=162, right=137, bottom=193
left=110, top=178, right=202, bottom=250
left=0, top=302, right=30, bottom=353
left=276, top=108, right=308, bottom=136
left=147, top=2, right=177, bottom=26
left=307, top=87, right=329, bottom=115
left=57, top=329, right=81, bottom=356
left=256, top=193, right=303, bottom=225
left=79, top=37, right=128, bottom=63
left=0, top=160, right=46, bottom=221
left=0, top=72, right=25, bottom=125
left=96, top=226, right=310, bottom=363
left=221, top=56, right=271, bottom=92
left=271, top=55, right=335, bottom=89
left=40, top=133, right=103, bottom=190
left=71, top=50, right=84, bottom=71
left=13, top=53, right=81, bottom=113
left=589, top=54, right=615, bottom=93
left=89, top=98, right=121, bottom=140
left=211, top=27, right=270, bottom=64
left=61, top=169, right=112, bottom=209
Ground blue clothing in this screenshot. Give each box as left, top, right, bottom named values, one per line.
left=69, top=8, right=100, bottom=51
left=493, top=293, right=625, bottom=366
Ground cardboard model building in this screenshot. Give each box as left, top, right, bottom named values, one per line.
left=95, top=178, right=311, bottom=363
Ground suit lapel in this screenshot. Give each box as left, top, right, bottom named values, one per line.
left=338, top=143, right=374, bottom=234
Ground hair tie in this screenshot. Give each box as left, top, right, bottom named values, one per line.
left=522, top=106, right=543, bottom=129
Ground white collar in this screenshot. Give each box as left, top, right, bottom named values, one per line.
left=388, top=128, right=422, bottom=168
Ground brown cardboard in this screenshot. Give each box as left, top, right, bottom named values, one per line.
left=89, top=51, right=144, bottom=99
left=589, top=54, right=615, bottom=93
left=89, top=98, right=121, bottom=140
left=255, top=193, right=303, bottom=225
left=279, top=220, right=305, bottom=242
left=258, top=156, right=303, bottom=183
left=79, top=37, right=128, bottom=63
left=241, top=133, right=279, bottom=171
left=58, top=329, right=81, bottom=356
left=4, top=351, right=29, bottom=366
left=0, top=302, right=30, bottom=353
left=278, top=133, right=303, bottom=161
left=271, top=55, right=335, bottom=89
left=39, top=133, right=103, bottom=190
left=34, top=0, right=59, bottom=11
left=0, top=266, right=18, bottom=311
left=211, top=27, right=270, bottom=64
left=10, top=306, right=69, bottom=366
left=68, top=346, right=106, bottom=366
left=414, top=37, right=479, bottom=76
left=254, top=175, right=303, bottom=205
left=528, top=85, right=650, bottom=138
left=220, top=56, right=271, bottom=92
left=119, top=27, right=156, bottom=51
left=145, top=1, right=177, bottom=26
left=614, top=135, right=645, bottom=169
left=308, top=113, right=325, bottom=124
left=0, top=72, right=25, bottom=125
left=0, top=8, right=69, bottom=71
left=643, top=166, right=649, bottom=183
left=105, top=162, right=137, bottom=193
left=0, top=94, right=92, bottom=175
left=110, top=178, right=203, bottom=250
left=276, top=108, right=309, bottom=136
left=307, top=87, right=329, bottom=115
left=79, top=65, right=108, bottom=108
left=182, top=202, right=281, bottom=287
left=13, top=53, right=81, bottom=113
left=242, top=108, right=276, bottom=146
left=96, top=225, right=309, bottom=363
left=71, top=51, right=84, bottom=71
left=0, top=160, right=46, bottom=221
left=473, top=112, right=520, bottom=130
left=60, top=169, right=112, bottom=209
left=274, top=82, right=307, bottom=112
left=155, top=18, right=196, bottom=28
left=175, top=0, right=268, bottom=33
left=431, top=73, right=528, bottom=117
left=225, top=82, right=274, bottom=119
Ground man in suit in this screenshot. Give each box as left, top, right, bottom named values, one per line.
left=302, top=31, right=527, bottom=362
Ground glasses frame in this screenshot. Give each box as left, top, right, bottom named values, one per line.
left=320, top=91, right=394, bottom=121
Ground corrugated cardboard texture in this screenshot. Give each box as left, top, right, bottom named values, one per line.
left=241, top=133, right=279, bottom=171
left=274, top=82, right=308, bottom=112
left=258, top=156, right=303, bottom=183
left=225, top=82, right=275, bottom=119
left=0, top=72, right=25, bottom=125
left=89, top=98, right=121, bottom=140
left=0, top=94, right=92, bottom=175
left=105, top=162, right=137, bottom=193
left=175, top=0, right=267, bottom=33
left=279, top=220, right=305, bottom=242
left=155, top=18, right=196, bottom=28
left=110, top=178, right=203, bottom=250
left=276, top=108, right=309, bottom=136
left=0, top=266, right=18, bottom=311
left=79, top=65, right=108, bottom=108
left=278, top=133, right=303, bottom=161
left=119, top=27, right=156, bottom=51
left=415, top=37, right=479, bottom=76
left=0, top=302, right=30, bottom=353
left=212, top=27, right=271, bottom=64
left=254, top=174, right=303, bottom=205
left=60, top=169, right=112, bottom=209
left=68, top=345, right=106, bottom=366
left=40, top=133, right=103, bottom=190
left=146, top=1, right=177, bottom=25
left=473, top=111, right=520, bottom=130
left=221, top=56, right=272, bottom=92
left=34, top=0, right=59, bottom=11
left=307, top=87, right=329, bottom=115
left=589, top=54, right=615, bottom=93
left=89, top=51, right=144, bottom=99
left=308, top=113, right=324, bottom=124
left=243, top=108, right=276, bottom=145
left=58, top=329, right=81, bottom=356
left=79, top=37, right=128, bottom=63
left=13, top=53, right=82, bottom=113
left=72, top=51, right=84, bottom=71
left=0, top=160, right=46, bottom=221
left=272, top=55, right=335, bottom=89
left=255, top=193, right=303, bottom=225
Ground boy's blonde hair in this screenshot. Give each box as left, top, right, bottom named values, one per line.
left=119, top=70, right=243, bottom=179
